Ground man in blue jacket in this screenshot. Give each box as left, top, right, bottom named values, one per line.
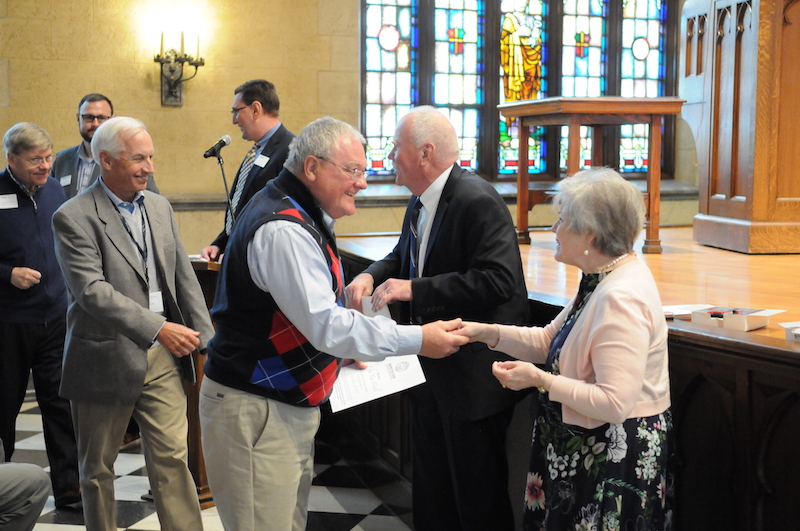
left=0, top=122, right=81, bottom=510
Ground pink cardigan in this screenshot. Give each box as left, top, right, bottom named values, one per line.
left=493, top=259, right=670, bottom=429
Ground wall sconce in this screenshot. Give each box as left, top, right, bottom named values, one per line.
left=154, top=32, right=204, bottom=107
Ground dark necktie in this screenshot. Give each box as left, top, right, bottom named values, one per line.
left=225, top=143, right=259, bottom=235
left=409, top=197, right=423, bottom=279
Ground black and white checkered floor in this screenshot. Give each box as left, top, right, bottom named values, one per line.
left=10, top=387, right=413, bottom=530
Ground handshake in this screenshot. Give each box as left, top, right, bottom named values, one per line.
left=346, top=272, right=501, bottom=361
left=418, top=319, right=499, bottom=359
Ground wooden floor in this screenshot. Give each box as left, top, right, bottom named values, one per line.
left=338, top=227, right=800, bottom=342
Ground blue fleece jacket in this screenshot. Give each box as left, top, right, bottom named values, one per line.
left=0, top=169, right=67, bottom=323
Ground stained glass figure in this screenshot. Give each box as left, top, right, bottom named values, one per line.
left=498, top=0, right=547, bottom=175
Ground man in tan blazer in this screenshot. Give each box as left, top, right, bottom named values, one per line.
left=52, top=117, right=214, bottom=531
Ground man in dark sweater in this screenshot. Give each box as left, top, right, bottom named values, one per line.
left=0, top=122, right=81, bottom=510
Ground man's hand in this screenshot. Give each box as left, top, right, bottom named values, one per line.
left=370, top=278, right=413, bottom=312
left=342, top=359, right=369, bottom=370
left=419, top=319, right=468, bottom=359
left=200, top=245, right=222, bottom=262
left=11, top=267, right=41, bottom=289
left=157, top=322, right=201, bottom=358
left=345, top=273, right=375, bottom=312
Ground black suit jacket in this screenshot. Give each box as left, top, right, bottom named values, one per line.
left=211, top=124, right=295, bottom=251
left=364, top=165, right=530, bottom=420
left=52, top=144, right=160, bottom=199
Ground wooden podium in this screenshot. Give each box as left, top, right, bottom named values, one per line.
left=682, top=0, right=800, bottom=253
left=186, top=259, right=220, bottom=508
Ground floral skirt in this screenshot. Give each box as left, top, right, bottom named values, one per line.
left=523, top=398, right=674, bottom=531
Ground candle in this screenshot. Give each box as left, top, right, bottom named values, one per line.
left=180, top=32, right=184, bottom=55
left=196, top=35, right=200, bottom=59
left=160, top=32, right=164, bottom=56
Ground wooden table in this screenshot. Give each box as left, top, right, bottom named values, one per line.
left=498, top=96, right=685, bottom=253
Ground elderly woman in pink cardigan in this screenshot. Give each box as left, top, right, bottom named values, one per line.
left=456, top=168, right=673, bottom=531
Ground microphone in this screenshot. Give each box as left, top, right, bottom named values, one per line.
left=203, top=135, right=232, bottom=158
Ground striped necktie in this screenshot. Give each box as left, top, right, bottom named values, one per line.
left=409, top=197, right=423, bottom=279
left=225, top=143, right=259, bottom=235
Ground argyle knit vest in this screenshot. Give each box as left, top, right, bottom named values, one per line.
left=205, top=171, right=344, bottom=406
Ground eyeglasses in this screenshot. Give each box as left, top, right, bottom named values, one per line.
left=14, top=154, right=54, bottom=167
left=81, top=114, right=111, bottom=123
left=315, top=156, right=366, bottom=181
left=231, top=103, right=252, bottom=117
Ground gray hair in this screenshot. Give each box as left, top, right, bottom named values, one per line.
left=553, top=167, right=645, bottom=257
left=285, top=117, right=365, bottom=175
left=402, top=106, right=459, bottom=163
left=3, top=123, right=53, bottom=155
left=91, top=116, right=147, bottom=161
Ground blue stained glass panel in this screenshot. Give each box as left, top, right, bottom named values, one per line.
left=619, top=0, right=666, bottom=172
left=433, top=1, right=484, bottom=168
left=364, top=0, right=417, bottom=176
left=438, top=106, right=479, bottom=172
left=559, top=0, right=606, bottom=170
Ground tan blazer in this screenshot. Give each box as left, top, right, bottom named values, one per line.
left=52, top=181, right=214, bottom=405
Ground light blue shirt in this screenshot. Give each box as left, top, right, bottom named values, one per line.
left=246, top=215, right=422, bottom=362
left=98, top=178, right=163, bottom=297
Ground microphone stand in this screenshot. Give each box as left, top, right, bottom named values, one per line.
left=214, top=154, right=236, bottom=227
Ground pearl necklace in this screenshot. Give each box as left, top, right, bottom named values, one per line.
left=597, top=252, right=629, bottom=278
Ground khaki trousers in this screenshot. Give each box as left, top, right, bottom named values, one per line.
left=72, top=345, right=202, bottom=531
left=199, top=377, right=320, bottom=531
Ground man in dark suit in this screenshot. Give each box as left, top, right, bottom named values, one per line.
left=52, top=117, right=214, bottom=531
left=51, top=93, right=159, bottom=199
left=346, top=106, right=530, bottom=531
left=200, top=79, right=295, bottom=261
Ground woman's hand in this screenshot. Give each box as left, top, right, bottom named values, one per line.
left=492, top=360, right=547, bottom=391
left=452, top=321, right=500, bottom=347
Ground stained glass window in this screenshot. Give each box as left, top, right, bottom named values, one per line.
left=363, top=0, right=484, bottom=175
left=557, top=0, right=608, bottom=172
left=433, top=1, right=483, bottom=172
left=361, top=0, right=671, bottom=180
left=364, top=0, right=416, bottom=175
left=562, top=0, right=607, bottom=97
left=619, top=0, right=666, bottom=172
left=498, top=0, right=547, bottom=175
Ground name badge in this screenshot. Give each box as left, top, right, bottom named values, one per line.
left=0, top=194, right=19, bottom=209
left=60, top=175, right=73, bottom=186
left=149, top=291, right=165, bottom=314
left=255, top=154, right=270, bottom=168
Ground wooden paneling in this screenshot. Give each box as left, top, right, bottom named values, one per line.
left=684, top=0, right=800, bottom=252
left=680, top=0, right=712, bottom=212
left=777, top=2, right=800, bottom=200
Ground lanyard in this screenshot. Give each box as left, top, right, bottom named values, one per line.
left=110, top=195, right=150, bottom=286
